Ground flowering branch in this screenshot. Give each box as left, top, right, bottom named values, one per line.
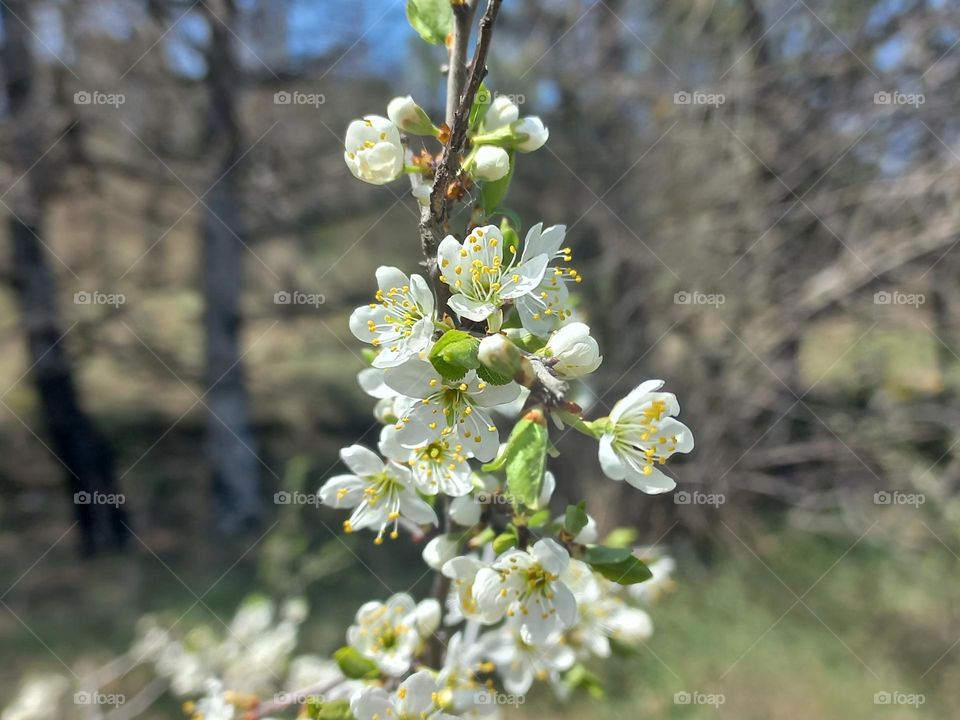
left=420, top=0, right=503, bottom=274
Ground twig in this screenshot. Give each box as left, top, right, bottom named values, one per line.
left=420, top=0, right=504, bottom=283
left=445, top=1, right=477, bottom=126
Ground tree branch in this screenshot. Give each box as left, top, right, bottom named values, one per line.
left=419, top=0, right=503, bottom=297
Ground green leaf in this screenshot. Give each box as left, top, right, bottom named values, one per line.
left=564, top=501, right=589, bottom=536
left=583, top=545, right=632, bottom=565
left=477, top=363, right=513, bottom=385
left=604, top=527, right=638, bottom=548
left=493, top=527, right=518, bottom=553
left=468, top=526, right=496, bottom=549
left=406, top=0, right=453, bottom=45
left=307, top=700, right=353, bottom=720
left=563, top=663, right=605, bottom=699
left=527, top=509, right=552, bottom=528
left=469, top=82, right=492, bottom=129
left=479, top=151, right=514, bottom=216
left=503, top=409, right=549, bottom=508
left=584, top=545, right=652, bottom=585
left=334, top=646, right=379, bottom=679
left=429, top=329, right=480, bottom=381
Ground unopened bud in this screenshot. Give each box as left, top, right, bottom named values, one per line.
left=478, top=334, right=522, bottom=379
left=387, top=95, right=437, bottom=135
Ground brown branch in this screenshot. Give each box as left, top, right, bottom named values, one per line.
left=420, top=0, right=503, bottom=287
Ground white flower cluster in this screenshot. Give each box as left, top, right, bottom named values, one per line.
left=314, top=63, right=694, bottom=715
left=343, top=94, right=548, bottom=202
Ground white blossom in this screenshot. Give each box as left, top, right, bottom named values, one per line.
left=598, top=380, right=694, bottom=494
left=561, top=559, right=652, bottom=659
left=436, top=632, right=498, bottom=716
left=350, top=266, right=436, bottom=369
left=476, top=621, right=575, bottom=695
left=470, top=145, right=510, bottom=181
left=512, top=116, right=549, bottom=152
left=423, top=533, right=461, bottom=570
left=449, top=493, right=482, bottom=526
left=472, top=539, right=578, bottom=644
left=544, top=322, right=602, bottom=378
left=513, top=223, right=579, bottom=336
left=1, top=675, right=69, bottom=720
left=384, top=359, right=521, bottom=463
left=438, top=224, right=549, bottom=324
left=344, top=115, right=404, bottom=185
left=351, top=671, right=462, bottom=720
left=319, top=445, right=437, bottom=543
left=380, top=424, right=473, bottom=497
left=347, top=594, right=433, bottom=676
left=441, top=554, right=487, bottom=624
left=193, top=680, right=235, bottom=720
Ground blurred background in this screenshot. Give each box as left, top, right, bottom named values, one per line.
left=2, top=0, right=959, bottom=717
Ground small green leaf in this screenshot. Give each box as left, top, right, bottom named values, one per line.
left=504, top=409, right=549, bottom=508
left=604, top=527, right=638, bottom=548
left=493, top=527, right=518, bottom=553
left=563, top=663, right=605, bottom=699
left=564, top=501, right=589, bottom=536
left=527, top=509, right=552, bottom=528
left=477, top=363, right=513, bottom=385
left=479, top=151, right=514, bottom=216
left=406, top=0, right=453, bottom=45
left=468, top=526, right=496, bottom=549
left=429, top=329, right=480, bottom=381
left=584, top=545, right=632, bottom=565
left=307, top=700, right=353, bottom=720
left=469, top=82, right=492, bottom=129
left=584, top=545, right=652, bottom=585
left=334, top=646, right=379, bottom=679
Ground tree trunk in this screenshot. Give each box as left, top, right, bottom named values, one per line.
left=1, top=0, right=128, bottom=554
left=201, top=0, right=261, bottom=532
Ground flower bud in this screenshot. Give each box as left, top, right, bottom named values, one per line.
left=512, top=116, right=549, bottom=152
left=545, top=322, right=602, bottom=378
left=482, top=95, right=520, bottom=131
left=449, top=494, right=482, bottom=526
left=343, top=115, right=404, bottom=185
left=478, top=334, right=522, bottom=379
left=470, top=145, right=510, bottom=181
left=386, top=95, right=436, bottom=135
left=422, top=533, right=459, bottom=570
left=414, top=598, right=442, bottom=636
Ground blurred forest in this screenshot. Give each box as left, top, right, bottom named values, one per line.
left=2, top=1, right=960, bottom=718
